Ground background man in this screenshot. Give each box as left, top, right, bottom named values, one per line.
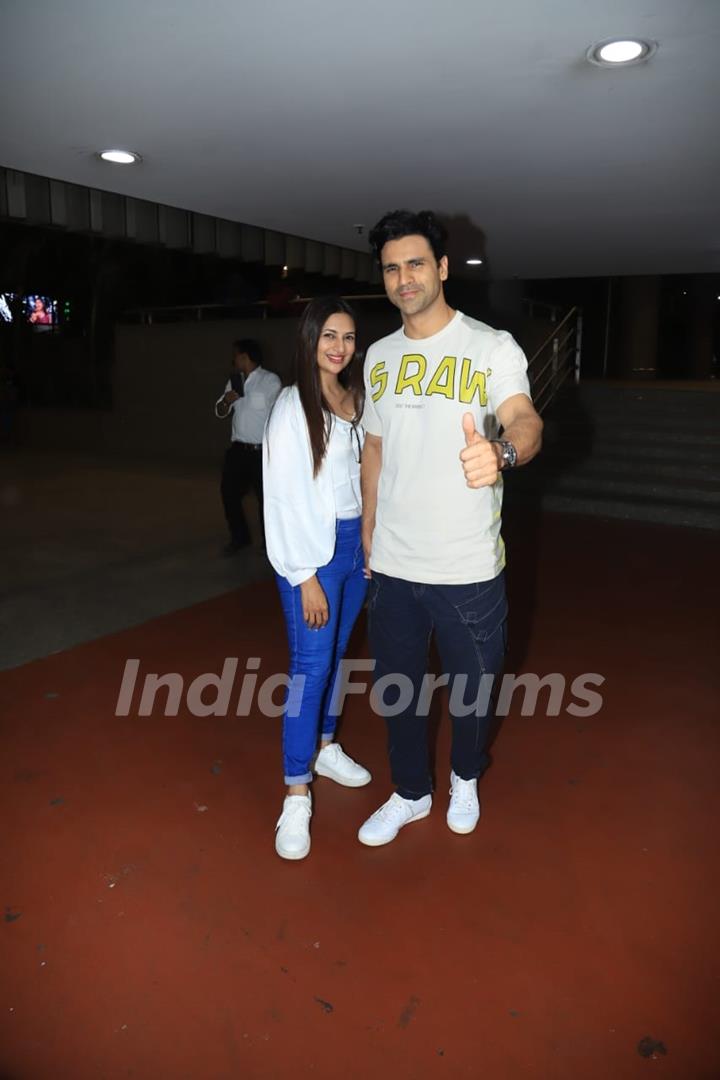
left=215, top=339, right=281, bottom=554
left=358, top=209, right=543, bottom=847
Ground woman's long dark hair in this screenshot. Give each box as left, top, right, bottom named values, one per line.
left=294, top=296, right=364, bottom=477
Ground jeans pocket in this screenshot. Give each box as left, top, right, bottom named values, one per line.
left=367, top=576, right=381, bottom=613
left=446, top=575, right=507, bottom=643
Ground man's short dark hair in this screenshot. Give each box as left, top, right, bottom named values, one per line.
left=232, top=338, right=262, bottom=366
left=368, top=209, right=448, bottom=264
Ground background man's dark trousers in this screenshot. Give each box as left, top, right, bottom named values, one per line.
left=221, top=441, right=264, bottom=549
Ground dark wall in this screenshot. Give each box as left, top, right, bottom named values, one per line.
left=525, top=273, right=720, bottom=380
left=17, top=307, right=400, bottom=462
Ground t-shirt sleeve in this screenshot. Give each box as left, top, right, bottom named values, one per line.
left=361, top=349, right=383, bottom=437
left=266, top=373, right=282, bottom=409
left=487, top=331, right=532, bottom=412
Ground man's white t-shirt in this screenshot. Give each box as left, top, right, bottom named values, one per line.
left=362, top=310, right=531, bottom=585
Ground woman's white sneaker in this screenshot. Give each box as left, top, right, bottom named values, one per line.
left=315, top=742, right=371, bottom=787
left=447, top=771, right=480, bottom=834
left=275, top=793, right=312, bottom=860
left=358, top=792, right=432, bottom=847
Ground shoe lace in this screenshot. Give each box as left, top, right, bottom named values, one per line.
left=277, top=798, right=310, bottom=830
left=377, top=794, right=407, bottom=822
left=449, top=778, right=476, bottom=812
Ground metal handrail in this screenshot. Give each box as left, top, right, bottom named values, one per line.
left=534, top=363, right=574, bottom=411
left=527, top=306, right=579, bottom=370
left=533, top=347, right=575, bottom=403
left=527, top=305, right=582, bottom=414
left=533, top=342, right=575, bottom=400
left=530, top=326, right=576, bottom=387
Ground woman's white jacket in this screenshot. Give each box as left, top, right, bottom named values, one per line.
left=262, top=386, right=363, bottom=587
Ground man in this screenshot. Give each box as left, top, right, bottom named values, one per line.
left=358, top=209, right=543, bottom=847
left=215, top=339, right=281, bottom=554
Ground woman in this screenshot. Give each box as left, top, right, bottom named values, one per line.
left=263, top=296, right=370, bottom=860
left=29, top=297, right=52, bottom=325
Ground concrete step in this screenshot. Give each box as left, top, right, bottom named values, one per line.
left=546, top=413, right=720, bottom=439
left=519, top=382, right=720, bottom=529
left=508, top=465, right=720, bottom=504
left=550, top=387, right=720, bottom=420
left=540, top=442, right=720, bottom=467
left=535, top=492, right=720, bottom=531
left=536, top=472, right=720, bottom=505
left=511, top=456, right=719, bottom=489
left=570, top=385, right=720, bottom=405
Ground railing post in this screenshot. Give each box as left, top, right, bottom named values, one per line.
left=551, top=337, right=560, bottom=400
left=574, top=313, right=583, bottom=384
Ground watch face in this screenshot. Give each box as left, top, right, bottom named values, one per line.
left=503, top=441, right=517, bottom=467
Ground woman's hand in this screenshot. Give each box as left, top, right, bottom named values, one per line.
left=300, top=575, right=329, bottom=629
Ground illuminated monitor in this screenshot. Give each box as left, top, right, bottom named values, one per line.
left=0, top=293, right=69, bottom=330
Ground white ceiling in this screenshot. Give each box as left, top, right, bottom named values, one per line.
left=1, top=0, right=718, bottom=279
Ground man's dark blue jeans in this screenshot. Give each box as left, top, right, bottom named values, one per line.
left=367, top=570, right=508, bottom=799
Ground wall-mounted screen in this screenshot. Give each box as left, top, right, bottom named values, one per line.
left=0, top=292, right=68, bottom=330
left=26, top=294, right=57, bottom=326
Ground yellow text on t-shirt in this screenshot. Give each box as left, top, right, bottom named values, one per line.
left=370, top=355, right=489, bottom=406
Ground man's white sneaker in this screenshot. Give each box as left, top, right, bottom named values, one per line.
left=275, top=793, right=312, bottom=860
left=358, top=792, right=432, bottom=847
left=315, top=742, right=371, bottom=787
left=447, top=771, right=480, bottom=834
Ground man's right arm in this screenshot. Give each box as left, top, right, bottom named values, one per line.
left=361, top=433, right=382, bottom=578
left=215, top=386, right=239, bottom=418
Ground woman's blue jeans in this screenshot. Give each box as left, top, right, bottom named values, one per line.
left=275, top=517, right=367, bottom=785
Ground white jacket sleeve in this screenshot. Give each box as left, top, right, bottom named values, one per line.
left=262, top=388, right=335, bottom=587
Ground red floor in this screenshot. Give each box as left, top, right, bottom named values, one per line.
left=1, top=513, right=718, bottom=1079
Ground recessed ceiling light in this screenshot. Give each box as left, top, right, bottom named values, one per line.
left=466, top=258, right=483, bottom=266
left=587, top=39, right=656, bottom=67
left=98, top=149, right=142, bottom=165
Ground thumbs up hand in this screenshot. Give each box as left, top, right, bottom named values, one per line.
left=459, top=412, right=501, bottom=488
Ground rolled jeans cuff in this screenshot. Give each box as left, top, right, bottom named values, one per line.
left=285, top=771, right=313, bottom=786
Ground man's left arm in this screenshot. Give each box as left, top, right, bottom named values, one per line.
left=494, top=393, right=543, bottom=468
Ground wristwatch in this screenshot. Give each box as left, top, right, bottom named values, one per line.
left=492, top=439, right=518, bottom=469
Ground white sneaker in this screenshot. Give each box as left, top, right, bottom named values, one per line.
left=358, top=792, right=432, bottom=847
left=315, top=742, right=371, bottom=787
left=447, top=771, right=480, bottom=834
left=275, top=793, right=312, bottom=860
